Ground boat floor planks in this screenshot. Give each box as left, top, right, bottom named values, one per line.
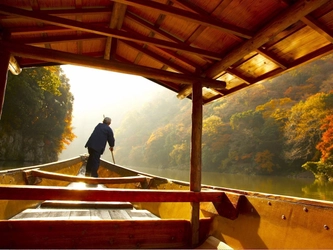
left=10, top=208, right=160, bottom=220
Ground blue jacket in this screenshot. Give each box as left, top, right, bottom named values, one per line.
left=85, top=123, right=115, bottom=154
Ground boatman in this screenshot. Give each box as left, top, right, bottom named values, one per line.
left=85, top=117, right=115, bottom=177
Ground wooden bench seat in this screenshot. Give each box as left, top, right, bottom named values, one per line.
left=40, top=200, right=134, bottom=209
left=10, top=208, right=159, bottom=220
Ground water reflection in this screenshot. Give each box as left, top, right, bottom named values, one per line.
left=128, top=165, right=333, bottom=202
left=302, top=180, right=333, bottom=201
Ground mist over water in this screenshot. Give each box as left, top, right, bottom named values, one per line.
left=59, top=65, right=169, bottom=160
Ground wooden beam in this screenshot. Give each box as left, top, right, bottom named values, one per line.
left=190, top=82, right=202, bottom=192
left=301, top=15, right=333, bottom=43
left=126, top=10, right=214, bottom=70
left=0, top=185, right=224, bottom=202
left=205, top=0, right=330, bottom=78
left=122, top=40, right=194, bottom=74
left=24, top=169, right=150, bottom=185
left=226, top=68, right=254, bottom=85
left=190, top=81, right=203, bottom=246
left=0, top=50, right=10, bottom=118
left=11, top=33, right=104, bottom=45
left=0, top=41, right=225, bottom=87
left=127, top=11, right=181, bottom=43
left=113, top=0, right=253, bottom=39
left=0, top=4, right=221, bottom=60
left=173, top=0, right=242, bottom=43
left=0, top=6, right=112, bottom=18
left=167, top=0, right=235, bottom=100
left=104, top=3, right=127, bottom=60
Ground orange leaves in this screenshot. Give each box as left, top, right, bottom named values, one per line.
left=255, top=150, right=274, bottom=173
left=316, top=114, right=333, bottom=162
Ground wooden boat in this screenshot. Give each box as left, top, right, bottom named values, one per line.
left=1, top=156, right=333, bottom=249
left=1, top=1, right=333, bottom=248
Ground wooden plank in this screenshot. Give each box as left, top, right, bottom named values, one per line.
left=0, top=4, right=221, bottom=60
left=109, top=209, right=132, bottom=219
left=0, top=41, right=224, bottom=88
left=91, top=209, right=112, bottom=220
left=40, top=200, right=133, bottom=209
left=24, top=169, right=150, bottom=184
left=69, top=210, right=91, bottom=220
left=12, top=208, right=158, bottom=220
left=113, top=0, right=252, bottom=38
left=0, top=220, right=196, bottom=249
left=11, top=209, right=71, bottom=220
left=125, top=209, right=159, bottom=220
left=206, top=0, right=330, bottom=78
left=104, top=2, right=127, bottom=60
left=0, top=185, right=224, bottom=202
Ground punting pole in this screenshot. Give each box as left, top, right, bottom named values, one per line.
left=111, top=150, right=116, bottom=164
left=190, top=81, right=202, bottom=247
left=0, top=49, right=10, bottom=119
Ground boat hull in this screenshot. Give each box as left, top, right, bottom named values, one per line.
left=0, top=157, right=333, bottom=249
left=0, top=156, right=83, bottom=219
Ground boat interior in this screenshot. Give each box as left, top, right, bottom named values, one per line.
left=1, top=156, right=333, bottom=249
left=0, top=157, right=220, bottom=249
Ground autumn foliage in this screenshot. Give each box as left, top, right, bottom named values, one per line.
left=0, top=66, right=75, bottom=164
left=111, top=55, right=333, bottom=179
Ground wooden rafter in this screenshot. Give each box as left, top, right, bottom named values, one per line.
left=112, top=0, right=253, bottom=39
left=0, top=4, right=221, bottom=60
left=126, top=11, right=208, bottom=68
left=205, top=0, right=330, bottom=78
left=131, top=1, right=175, bottom=68
left=122, top=40, right=193, bottom=74
left=256, top=48, right=288, bottom=70
left=301, top=15, right=333, bottom=43
left=0, top=41, right=226, bottom=88
left=11, top=34, right=104, bottom=45
left=168, top=0, right=239, bottom=99
left=172, top=0, right=242, bottom=43
left=104, top=3, right=127, bottom=60
left=126, top=11, right=180, bottom=43
left=1, top=0, right=333, bottom=104
left=0, top=7, right=112, bottom=19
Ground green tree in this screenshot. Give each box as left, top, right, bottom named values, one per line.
left=0, top=66, right=75, bottom=163
left=202, top=116, right=231, bottom=171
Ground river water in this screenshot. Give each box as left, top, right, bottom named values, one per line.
left=127, top=165, right=333, bottom=202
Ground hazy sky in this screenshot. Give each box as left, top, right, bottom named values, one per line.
left=58, top=65, right=172, bottom=161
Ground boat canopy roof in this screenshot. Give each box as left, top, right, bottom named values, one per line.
left=1, top=0, right=333, bottom=103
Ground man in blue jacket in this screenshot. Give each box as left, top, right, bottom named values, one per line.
left=85, top=117, right=115, bottom=177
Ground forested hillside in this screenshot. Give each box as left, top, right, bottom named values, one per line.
left=116, top=55, right=333, bottom=179
left=0, top=66, right=75, bottom=164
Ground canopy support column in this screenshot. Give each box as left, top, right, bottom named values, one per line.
left=190, top=81, right=202, bottom=247
left=0, top=49, right=10, bottom=118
